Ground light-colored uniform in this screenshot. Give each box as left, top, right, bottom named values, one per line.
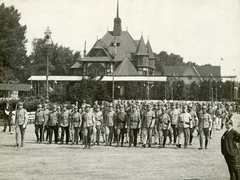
left=15, top=107, right=28, bottom=146
left=178, top=112, right=191, bottom=148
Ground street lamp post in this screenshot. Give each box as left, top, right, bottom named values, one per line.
left=44, top=27, right=52, bottom=102
left=112, top=37, right=117, bottom=101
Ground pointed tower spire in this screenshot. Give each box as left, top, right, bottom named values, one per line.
left=135, top=35, right=148, bottom=56
left=146, top=39, right=155, bottom=59
left=117, top=0, right=119, bottom=17
left=83, top=41, right=86, bottom=57
left=113, top=0, right=122, bottom=36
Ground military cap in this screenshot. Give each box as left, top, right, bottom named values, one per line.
left=63, top=103, right=68, bottom=107
left=18, top=101, right=23, bottom=106
left=74, top=106, right=78, bottom=109
left=37, top=104, right=42, bottom=108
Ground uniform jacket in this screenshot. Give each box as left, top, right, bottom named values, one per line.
left=178, top=112, right=191, bottom=128
left=71, top=112, right=82, bottom=127
left=158, top=113, right=170, bottom=130
left=142, top=110, right=155, bottom=128
left=15, top=108, right=28, bottom=126
left=221, top=128, right=240, bottom=157
left=60, top=110, right=71, bottom=127
left=170, top=108, right=180, bottom=125
left=198, top=112, right=212, bottom=129
left=116, top=111, right=128, bottom=129
left=128, top=111, right=141, bottom=129
left=103, top=110, right=116, bottom=127
left=48, top=110, right=60, bottom=126
left=94, top=111, right=103, bottom=126
left=82, top=112, right=95, bottom=128
left=35, top=110, right=45, bottom=125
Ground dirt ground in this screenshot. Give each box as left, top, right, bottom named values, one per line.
left=1, top=114, right=240, bottom=180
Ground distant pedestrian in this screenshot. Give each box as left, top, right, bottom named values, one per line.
left=221, top=119, right=240, bottom=180
left=14, top=101, right=28, bottom=147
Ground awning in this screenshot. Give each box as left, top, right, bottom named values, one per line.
left=28, top=76, right=167, bottom=82
left=0, top=84, right=32, bottom=91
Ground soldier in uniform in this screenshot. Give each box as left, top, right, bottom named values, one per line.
left=43, top=103, right=50, bottom=141
left=177, top=105, right=191, bottom=149
left=94, top=105, right=103, bottom=145
left=207, top=103, right=216, bottom=138
left=59, top=104, right=71, bottom=144
left=14, top=101, right=28, bottom=147
left=71, top=106, right=82, bottom=145
left=1, top=99, right=13, bottom=133
left=48, top=104, right=60, bottom=144
left=141, top=104, right=155, bottom=148
left=169, top=103, right=180, bottom=145
left=82, top=105, right=95, bottom=149
left=197, top=106, right=212, bottom=150
left=215, top=103, right=224, bottom=130
left=115, top=104, right=128, bottom=147
left=128, top=104, right=141, bottom=147
left=188, top=104, right=198, bottom=145
left=103, top=103, right=116, bottom=146
left=34, top=104, right=45, bottom=143
left=158, top=107, right=171, bottom=148
left=154, top=104, right=162, bottom=145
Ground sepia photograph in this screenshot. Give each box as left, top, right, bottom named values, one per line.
left=0, top=0, right=240, bottom=179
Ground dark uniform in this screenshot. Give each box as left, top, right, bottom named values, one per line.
left=1, top=100, right=13, bottom=133
left=115, top=105, right=128, bottom=147
left=34, top=104, right=44, bottom=143
left=128, top=105, right=141, bottom=147
left=48, top=105, right=60, bottom=144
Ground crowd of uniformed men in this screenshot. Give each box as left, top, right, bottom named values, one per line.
left=31, top=99, right=235, bottom=150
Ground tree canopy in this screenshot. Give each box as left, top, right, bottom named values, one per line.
left=0, top=3, right=27, bottom=83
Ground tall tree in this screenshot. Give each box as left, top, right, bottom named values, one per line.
left=0, top=3, right=27, bottom=83
left=28, top=38, right=81, bottom=77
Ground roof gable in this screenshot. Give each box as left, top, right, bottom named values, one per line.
left=135, top=35, right=148, bottom=56
left=100, top=31, right=137, bottom=62
left=146, top=40, right=155, bottom=59
left=114, top=57, right=139, bottom=76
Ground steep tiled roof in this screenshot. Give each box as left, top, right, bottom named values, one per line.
left=100, top=31, right=137, bottom=62
left=135, top=35, right=148, bottom=56
left=70, top=61, right=82, bottom=69
left=146, top=40, right=155, bottom=59
left=164, top=66, right=187, bottom=76
left=195, top=66, right=220, bottom=77
left=114, top=57, right=139, bottom=76
left=164, top=65, right=221, bottom=78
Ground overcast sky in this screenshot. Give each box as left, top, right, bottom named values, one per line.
left=4, top=0, right=240, bottom=80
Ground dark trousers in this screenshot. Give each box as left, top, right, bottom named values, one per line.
left=162, top=129, right=169, bottom=147
left=224, top=154, right=239, bottom=180
left=43, top=125, right=49, bottom=141
left=129, top=129, right=138, bottom=147
left=61, top=126, right=69, bottom=144
left=49, top=125, right=58, bottom=144
left=3, top=115, right=11, bottom=132
left=35, top=124, right=43, bottom=142
left=83, top=126, right=93, bottom=147
left=189, top=127, right=195, bottom=144
left=108, top=126, right=114, bottom=145
left=16, top=125, right=26, bottom=145
left=116, top=128, right=125, bottom=146
left=171, top=124, right=178, bottom=144
left=199, top=128, right=210, bottom=148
